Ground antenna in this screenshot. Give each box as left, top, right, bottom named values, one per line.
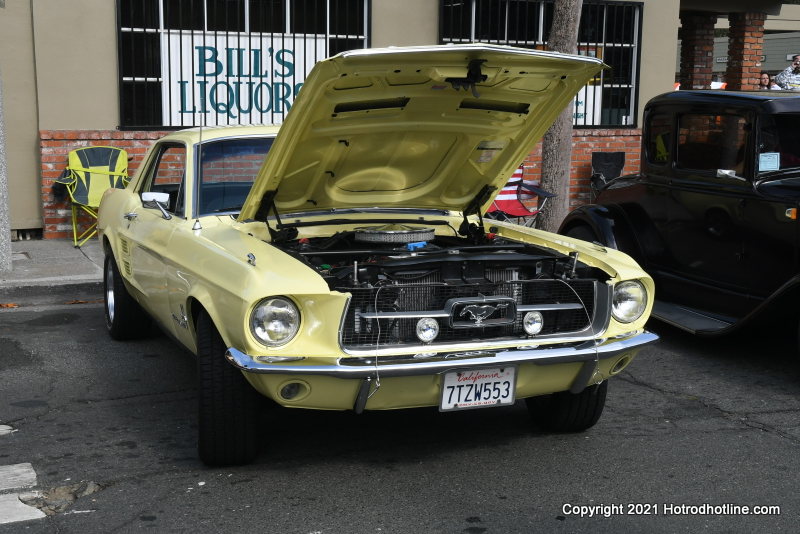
left=194, top=91, right=207, bottom=230
left=198, top=91, right=206, bottom=171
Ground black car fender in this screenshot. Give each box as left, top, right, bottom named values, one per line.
left=559, top=204, right=624, bottom=250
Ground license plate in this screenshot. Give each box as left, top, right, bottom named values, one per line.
left=439, top=367, right=516, bottom=411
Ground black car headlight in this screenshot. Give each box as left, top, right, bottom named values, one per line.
left=612, top=280, right=647, bottom=323
left=250, top=297, right=300, bottom=346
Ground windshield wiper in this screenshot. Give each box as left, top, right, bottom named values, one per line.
left=280, top=207, right=450, bottom=218
left=281, top=218, right=452, bottom=229
left=212, top=206, right=243, bottom=213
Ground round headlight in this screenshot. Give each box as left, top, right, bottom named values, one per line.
left=612, top=280, right=648, bottom=323
left=250, top=297, right=300, bottom=346
left=416, top=317, right=440, bottom=343
left=523, top=311, right=544, bottom=335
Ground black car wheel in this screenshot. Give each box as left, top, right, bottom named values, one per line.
left=196, top=311, right=262, bottom=466
left=526, top=381, right=608, bottom=432
left=104, top=254, right=150, bottom=340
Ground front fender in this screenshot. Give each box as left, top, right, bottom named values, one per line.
left=181, top=227, right=347, bottom=360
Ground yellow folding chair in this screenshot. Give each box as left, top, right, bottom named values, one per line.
left=55, top=146, right=129, bottom=247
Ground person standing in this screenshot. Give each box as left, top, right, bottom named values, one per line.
left=758, top=71, right=779, bottom=90
left=775, top=55, right=800, bottom=90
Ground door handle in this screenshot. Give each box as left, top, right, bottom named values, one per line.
left=123, top=212, right=138, bottom=221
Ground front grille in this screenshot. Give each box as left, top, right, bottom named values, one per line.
left=340, top=279, right=598, bottom=350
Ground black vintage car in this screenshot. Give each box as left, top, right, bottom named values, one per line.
left=560, top=90, right=800, bottom=338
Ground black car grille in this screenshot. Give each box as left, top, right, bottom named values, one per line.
left=339, top=278, right=597, bottom=350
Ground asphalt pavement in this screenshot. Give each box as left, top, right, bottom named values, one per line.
left=0, top=238, right=103, bottom=306
left=1, top=237, right=798, bottom=532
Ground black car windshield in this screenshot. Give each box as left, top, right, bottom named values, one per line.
left=197, top=137, right=274, bottom=215
left=757, top=113, right=800, bottom=176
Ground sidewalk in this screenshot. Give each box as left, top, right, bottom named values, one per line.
left=0, top=239, right=104, bottom=306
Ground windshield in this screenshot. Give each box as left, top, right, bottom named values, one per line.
left=198, top=137, right=274, bottom=215
left=757, top=113, right=800, bottom=175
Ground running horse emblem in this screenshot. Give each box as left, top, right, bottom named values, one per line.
left=460, top=302, right=509, bottom=326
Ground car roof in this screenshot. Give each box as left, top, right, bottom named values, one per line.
left=156, top=124, right=281, bottom=145
left=647, top=90, right=800, bottom=114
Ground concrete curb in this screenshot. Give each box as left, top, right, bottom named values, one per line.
left=1, top=239, right=104, bottom=308
left=0, top=281, right=103, bottom=307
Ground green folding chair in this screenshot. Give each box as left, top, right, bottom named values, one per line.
left=55, top=146, right=129, bottom=247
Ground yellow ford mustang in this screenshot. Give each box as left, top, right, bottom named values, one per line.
left=98, top=44, right=657, bottom=466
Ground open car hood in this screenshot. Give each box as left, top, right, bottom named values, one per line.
left=239, top=44, right=605, bottom=221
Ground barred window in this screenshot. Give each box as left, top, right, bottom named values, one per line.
left=439, top=0, right=642, bottom=127
left=117, top=0, right=370, bottom=128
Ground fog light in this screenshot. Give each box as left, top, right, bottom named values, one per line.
left=523, top=311, right=544, bottom=335
left=611, top=355, right=632, bottom=375
left=280, top=382, right=302, bottom=400
left=416, top=318, right=440, bottom=343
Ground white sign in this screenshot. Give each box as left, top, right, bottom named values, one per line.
left=160, top=31, right=326, bottom=126
left=759, top=152, right=780, bottom=171
left=574, top=85, right=603, bottom=125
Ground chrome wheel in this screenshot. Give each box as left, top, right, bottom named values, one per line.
left=103, top=253, right=150, bottom=340
left=104, top=259, right=116, bottom=325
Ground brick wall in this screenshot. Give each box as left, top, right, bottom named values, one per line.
left=39, top=128, right=643, bottom=239
left=678, top=12, right=717, bottom=91
left=520, top=128, right=642, bottom=207
left=725, top=11, right=767, bottom=91
left=41, top=130, right=170, bottom=239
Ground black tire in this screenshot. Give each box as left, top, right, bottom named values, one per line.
left=526, top=381, right=608, bottom=432
left=196, top=312, right=262, bottom=466
left=565, top=224, right=601, bottom=245
left=104, top=254, right=151, bottom=340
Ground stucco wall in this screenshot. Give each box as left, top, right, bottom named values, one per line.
left=371, top=0, right=439, bottom=47
left=32, top=0, right=118, bottom=130
left=638, top=0, right=681, bottom=124
left=765, top=5, right=800, bottom=31
left=0, top=1, right=42, bottom=229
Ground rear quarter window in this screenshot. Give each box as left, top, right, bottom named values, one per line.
left=676, top=114, right=748, bottom=174
left=645, top=113, right=672, bottom=165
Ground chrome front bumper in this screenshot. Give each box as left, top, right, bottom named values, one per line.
left=225, top=330, right=658, bottom=381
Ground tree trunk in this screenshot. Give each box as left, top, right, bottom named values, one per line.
left=537, top=0, right=583, bottom=233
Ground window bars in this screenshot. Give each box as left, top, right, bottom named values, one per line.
left=439, top=0, right=642, bottom=128
left=117, top=0, right=370, bottom=128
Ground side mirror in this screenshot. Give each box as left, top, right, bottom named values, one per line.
left=141, top=191, right=172, bottom=220
left=142, top=191, right=170, bottom=204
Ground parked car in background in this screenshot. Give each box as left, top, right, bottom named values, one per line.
left=99, top=44, right=657, bottom=466
left=561, top=90, right=800, bottom=342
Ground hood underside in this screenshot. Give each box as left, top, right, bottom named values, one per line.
left=239, top=44, right=605, bottom=221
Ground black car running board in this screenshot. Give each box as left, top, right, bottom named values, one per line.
left=652, top=301, right=734, bottom=335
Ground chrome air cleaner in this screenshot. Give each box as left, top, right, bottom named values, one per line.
left=354, top=224, right=435, bottom=244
